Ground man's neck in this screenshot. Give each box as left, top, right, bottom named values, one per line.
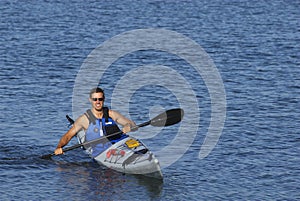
left=92, top=108, right=103, bottom=118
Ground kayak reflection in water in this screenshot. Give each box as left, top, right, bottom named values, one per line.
left=54, top=87, right=137, bottom=156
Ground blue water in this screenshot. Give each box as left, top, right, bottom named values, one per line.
left=1, top=0, right=300, bottom=200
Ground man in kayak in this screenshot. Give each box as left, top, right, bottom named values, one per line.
left=54, top=87, right=137, bottom=156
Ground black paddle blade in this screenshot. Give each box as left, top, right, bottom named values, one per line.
left=150, top=108, right=184, bottom=127
left=40, top=153, right=55, bottom=160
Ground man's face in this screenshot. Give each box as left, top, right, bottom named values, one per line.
left=90, top=92, right=104, bottom=111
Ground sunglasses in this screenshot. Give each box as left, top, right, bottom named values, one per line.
left=91, top=98, right=104, bottom=101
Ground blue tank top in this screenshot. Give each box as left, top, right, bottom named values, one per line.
left=84, top=108, right=128, bottom=157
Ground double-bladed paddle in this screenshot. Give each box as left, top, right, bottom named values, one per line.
left=41, top=108, right=184, bottom=159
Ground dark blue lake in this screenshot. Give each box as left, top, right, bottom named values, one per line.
left=1, top=0, right=299, bottom=200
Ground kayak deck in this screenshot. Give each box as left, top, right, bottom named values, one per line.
left=77, top=132, right=163, bottom=179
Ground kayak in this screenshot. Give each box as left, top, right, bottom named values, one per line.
left=76, top=131, right=163, bottom=179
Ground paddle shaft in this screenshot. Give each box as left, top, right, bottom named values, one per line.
left=41, top=121, right=150, bottom=159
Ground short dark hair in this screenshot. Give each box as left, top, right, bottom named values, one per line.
left=89, top=87, right=105, bottom=99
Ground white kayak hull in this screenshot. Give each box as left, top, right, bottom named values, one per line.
left=77, top=132, right=163, bottom=179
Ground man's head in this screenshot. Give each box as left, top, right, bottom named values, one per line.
left=89, top=87, right=105, bottom=111
left=89, top=87, right=105, bottom=99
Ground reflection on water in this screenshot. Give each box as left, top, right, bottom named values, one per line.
left=133, top=174, right=164, bottom=198
left=55, top=161, right=163, bottom=200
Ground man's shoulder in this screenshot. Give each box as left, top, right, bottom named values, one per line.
left=75, top=114, right=89, bottom=127
left=108, top=109, right=116, bottom=115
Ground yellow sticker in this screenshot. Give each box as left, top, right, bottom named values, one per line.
left=125, top=139, right=140, bottom=148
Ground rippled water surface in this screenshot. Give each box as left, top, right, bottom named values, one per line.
left=1, top=0, right=299, bottom=200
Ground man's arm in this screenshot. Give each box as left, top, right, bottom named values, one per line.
left=109, top=110, right=137, bottom=133
left=54, top=115, right=87, bottom=155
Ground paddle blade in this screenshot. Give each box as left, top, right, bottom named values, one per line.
left=40, top=153, right=55, bottom=160
left=150, top=108, right=184, bottom=127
